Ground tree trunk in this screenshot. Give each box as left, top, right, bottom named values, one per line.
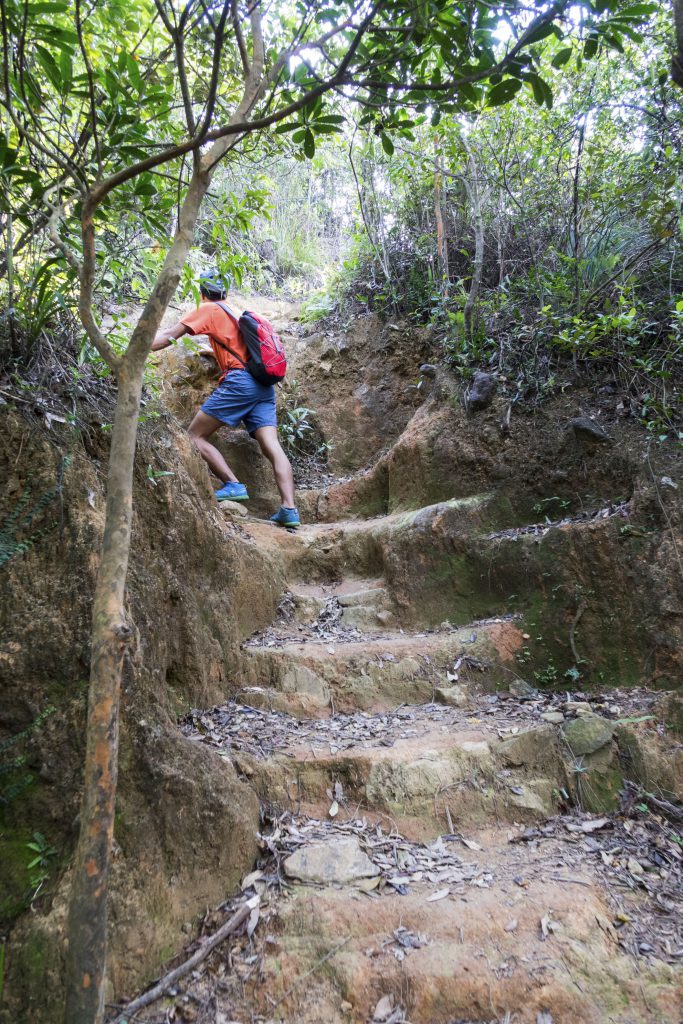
left=63, top=363, right=142, bottom=1024
left=63, top=168, right=209, bottom=1024
left=571, top=121, right=586, bottom=312
left=673, top=0, right=683, bottom=88
left=434, top=137, right=448, bottom=291
left=462, top=143, right=484, bottom=341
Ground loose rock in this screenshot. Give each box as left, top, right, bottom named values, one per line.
left=568, top=416, right=611, bottom=445
left=283, top=836, right=380, bottom=885
left=218, top=499, right=248, bottom=517
left=465, top=371, right=497, bottom=412
left=562, top=714, right=615, bottom=756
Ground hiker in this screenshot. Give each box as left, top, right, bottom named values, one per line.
left=151, top=269, right=300, bottom=528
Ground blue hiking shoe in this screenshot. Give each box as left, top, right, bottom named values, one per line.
left=270, top=506, right=300, bottom=528
left=216, top=481, right=249, bottom=502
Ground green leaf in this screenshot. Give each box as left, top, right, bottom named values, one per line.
left=303, top=128, right=315, bottom=159
left=552, top=47, right=573, bottom=68
left=273, top=122, right=301, bottom=134
left=126, top=54, right=143, bottom=94
left=29, top=1, right=69, bottom=11
left=523, top=22, right=556, bottom=46
left=312, top=114, right=345, bottom=126
left=486, top=78, right=523, bottom=107
left=34, top=44, right=63, bottom=90
left=381, top=133, right=394, bottom=156
left=584, top=36, right=599, bottom=60
left=58, top=47, right=72, bottom=85
left=612, top=2, right=657, bottom=16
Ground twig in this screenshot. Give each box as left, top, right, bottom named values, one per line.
left=569, top=598, right=587, bottom=679
left=109, top=896, right=258, bottom=1022
left=624, top=781, right=683, bottom=824
left=266, top=935, right=351, bottom=1012
left=550, top=875, right=592, bottom=886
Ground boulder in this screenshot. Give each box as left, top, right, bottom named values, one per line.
left=498, top=726, right=558, bottom=768
left=465, top=371, right=497, bottom=412
left=283, top=837, right=379, bottom=885
left=562, top=714, right=615, bottom=756
left=568, top=416, right=611, bottom=445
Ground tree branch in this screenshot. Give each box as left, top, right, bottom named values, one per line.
left=231, top=0, right=249, bottom=76
left=75, top=0, right=102, bottom=176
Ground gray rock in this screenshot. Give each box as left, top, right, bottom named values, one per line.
left=218, top=500, right=248, bottom=517
left=540, top=711, right=565, bottom=724
left=419, top=363, right=438, bottom=378
left=569, top=416, right=611, bottom=444
left=509, top=678, right=537, bottom=698
left=564, top=700, right=593, bottom=714
left=498, top=726, right=556, bottom=767
left=338, top=588, right=387, bottom=608
left=562, top=714, right=615, bottom=756
left=434, top=685, right=469, bottom=708
left=283, top=837, right=379, bottom=885
left=466, top=371, right=497, bottom=412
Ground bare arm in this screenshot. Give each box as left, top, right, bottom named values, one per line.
left=151, top=320, right=190, bottom=351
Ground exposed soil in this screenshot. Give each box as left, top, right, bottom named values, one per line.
left=2, top=301, right=682, bottom=1023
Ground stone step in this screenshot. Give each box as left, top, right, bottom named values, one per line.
left=243, top=497, right=649, bottom=685
left=287, top=578, right=395, bottom=630
left=237, top=619, right=522, bottom=716
left=235, top=717, right=566, bottom=832
left=240, top=826, right=680, bottom=1024
left=242, top=493, right=498, bottom=589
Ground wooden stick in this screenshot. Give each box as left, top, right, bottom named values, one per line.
left=109, top=896, right=258, bottom=1022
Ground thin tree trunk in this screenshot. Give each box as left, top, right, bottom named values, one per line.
left=63, top=168, right=209, bottom=1024
left=673, top=0, right=683, bottom=88
left=462, top=142, right=484, bottom=340
left=63, top=363, right=142, bottom=1023
left=571, top=121, right=585, bottom=312
left=434, top=136, right=448, bottom=291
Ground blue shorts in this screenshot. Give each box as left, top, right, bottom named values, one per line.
left=201, top=369, right=277, bottom=435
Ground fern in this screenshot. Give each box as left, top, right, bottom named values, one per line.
left=0, top=706, right=56, bottom=806
left=0, top=454, right=72, bottom=568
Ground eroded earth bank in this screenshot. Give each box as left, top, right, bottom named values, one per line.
left=1, top=302, right=682, bottom=1023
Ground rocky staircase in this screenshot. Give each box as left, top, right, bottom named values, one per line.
left=127, top=495, right=683, bottom=1024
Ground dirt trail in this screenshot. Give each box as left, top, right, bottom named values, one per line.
left=113, top=307, right=683, bottom=1024
left=119, top=506, right=683, bottom=1023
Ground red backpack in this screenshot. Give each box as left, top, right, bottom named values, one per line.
left=214, top=301, right=287, bottom=386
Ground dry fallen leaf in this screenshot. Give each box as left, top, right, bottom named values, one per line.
left=241, top=870, right=264, bottom=891
left=461, top=837, right=482, bottom=851
left=372, top=994, right=394, bottom=1021
left=426, top=888, right=450, bottom=902
left=329, top=800, right=339, bottom=818
left=246, top=903, right=260, bottom=938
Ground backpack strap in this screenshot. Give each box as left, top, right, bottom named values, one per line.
left=212, top=301, right=247, bottom=367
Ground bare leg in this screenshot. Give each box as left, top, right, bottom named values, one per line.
left=188, top=410, right=239, bottom=484
left=253, top=426, right=296, bottom=507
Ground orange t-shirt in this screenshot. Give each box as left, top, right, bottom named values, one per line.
left=180, top=301, right=249, bottom=379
